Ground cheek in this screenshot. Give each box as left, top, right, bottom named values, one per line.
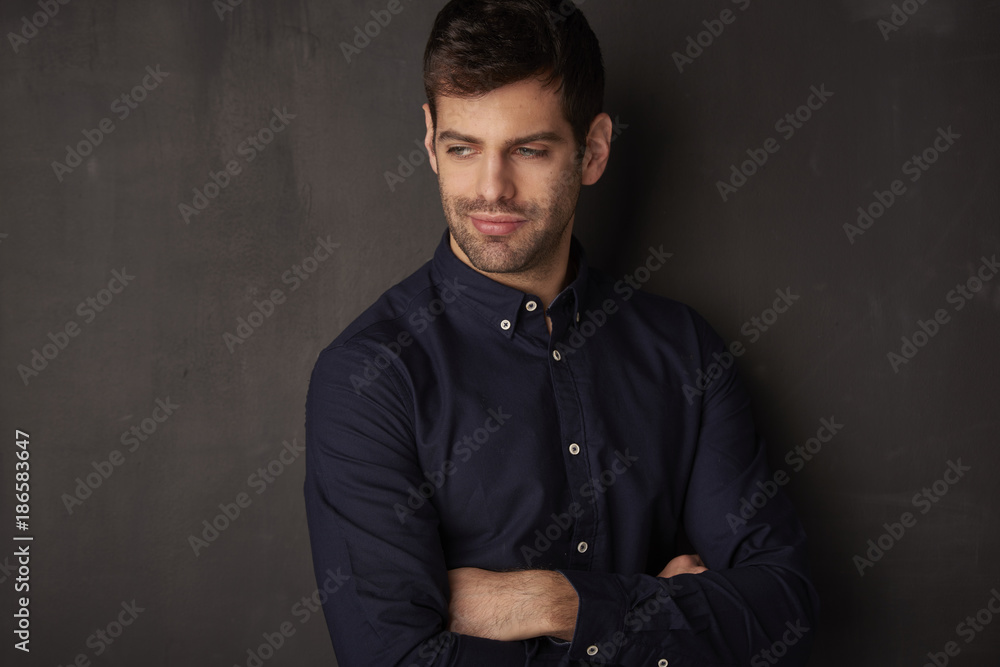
left=438, top=169, right=476, bottom=196
left=547, top=158, right=580, bottom=189
left=520, top=162, right=568, bottom=194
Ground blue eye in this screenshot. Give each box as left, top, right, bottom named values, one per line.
left=516, top=147, right=547, bottom=158
left=446, top=146, right=473, bottom=157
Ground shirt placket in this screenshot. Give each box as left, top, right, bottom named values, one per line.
left=545, top=295, right=598, bottom=572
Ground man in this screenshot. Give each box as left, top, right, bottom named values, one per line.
left=304, top=0, right=819, bottom=664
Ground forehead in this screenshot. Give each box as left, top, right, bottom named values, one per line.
left=435, top=77, right=572, bottom=140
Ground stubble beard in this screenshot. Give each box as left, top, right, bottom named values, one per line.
left=440, top=170, right=581, bottom=276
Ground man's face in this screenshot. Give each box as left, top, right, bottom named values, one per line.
left=424, top=77, right=583, bottom=276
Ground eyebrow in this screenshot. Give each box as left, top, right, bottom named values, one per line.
left=436, top=130, right=567, bottom=149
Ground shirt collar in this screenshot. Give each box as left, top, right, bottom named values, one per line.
left=429, top=228, right=590, bottom=339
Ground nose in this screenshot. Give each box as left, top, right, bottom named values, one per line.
left=475, top=151, right=516, bottom=203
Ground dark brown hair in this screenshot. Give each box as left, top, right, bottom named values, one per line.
left=423, top=0, right=604, bottom=156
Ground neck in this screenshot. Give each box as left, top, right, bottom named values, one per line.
left=449, top=233, right=576, bottom=312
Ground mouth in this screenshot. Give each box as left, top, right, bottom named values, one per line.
left=469, top=215, right=527, bottom=236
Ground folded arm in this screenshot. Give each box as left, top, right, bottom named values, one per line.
left=446, top=554, right=708, bottom=642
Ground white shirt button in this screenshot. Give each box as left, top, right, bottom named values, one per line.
left=552, top=350, right=562, bottom=361
left=586, top=645, right=599, bottom=656
left=500, top=319, right=511, bottom=330
left=658, top=660, right=669, bottom=667
left=577, top=541, right=588, bottom=553
left=569, top=443, right=580, bottom=455
left=525, top=300, right=537, bottom=311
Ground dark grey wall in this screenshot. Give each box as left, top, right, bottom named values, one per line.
left=1, top=0, right=998, bottom=665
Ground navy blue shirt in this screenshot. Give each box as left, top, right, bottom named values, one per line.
left=304, top=229, right=818, bottom=666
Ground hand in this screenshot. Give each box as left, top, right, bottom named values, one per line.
left=657, top=553, right=708, bottom=578
left=447, top=568, right=578, bottom=641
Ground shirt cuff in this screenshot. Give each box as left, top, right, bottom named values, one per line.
left=449, top=635, right=540, bottom=664
left=556, top=568, right=631, bottom=662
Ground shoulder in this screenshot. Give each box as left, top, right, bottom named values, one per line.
left=307, top=259, right=437, bottom=388
left=319, top=256, right=460, bottom=357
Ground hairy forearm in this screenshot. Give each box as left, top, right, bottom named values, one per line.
left=446, top=555, right=706, bottom=645
left=447, top=568, right=579, bottom=641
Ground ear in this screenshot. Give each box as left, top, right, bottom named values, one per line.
left=422, top=103, right=439, bottom=175
left=580, top=112, right=613, bottom=186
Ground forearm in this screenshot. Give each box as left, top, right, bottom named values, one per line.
left=447, top=555, right=709, bottom=645
left=448, top=568, right=579, bottom=641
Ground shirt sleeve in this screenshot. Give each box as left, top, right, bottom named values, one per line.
left=303, top=342, right=570, bottom=666
left=555, top=310, right=820, bottom=666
